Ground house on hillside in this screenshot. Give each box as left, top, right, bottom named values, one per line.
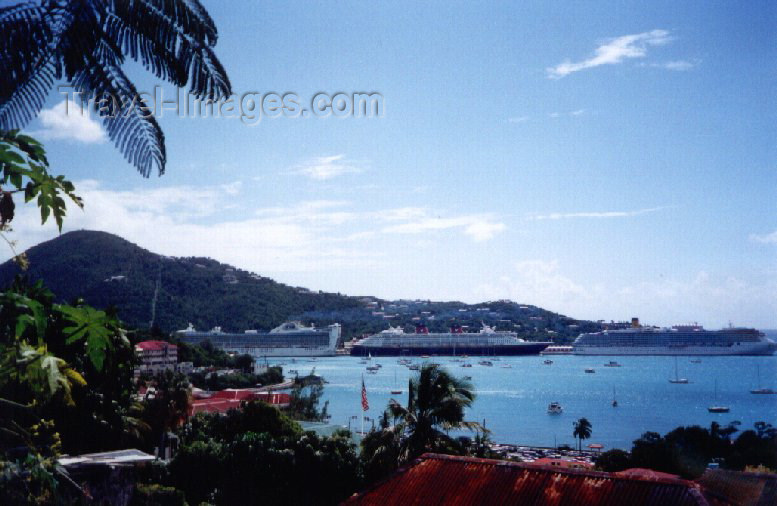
left=134, top=340, right=177, bottom=378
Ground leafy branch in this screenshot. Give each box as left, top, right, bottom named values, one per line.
left=0, top=130, right=82, bottom=231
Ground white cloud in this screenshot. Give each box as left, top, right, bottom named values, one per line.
left=289, top=155, right=364, bottom=180
left=507, top=116, right=529, bottom=123
left=547, top=29, right=672, bottom=78
left=549, top=110, right=585, bottom=118
left=474, top=260, right=597, bottom=314
left=659, top=60, right=697, bottom=71
left=750, top=230, right=777, bottom=244
left=530, top=206, right=668, bottom=220
left=6, top=182, right=508, bottom=285
left=34, top=100, right=106, bottom=143
left=382, top=214, right=506, bottom=242
left=474, top=261, right=776, bottom=328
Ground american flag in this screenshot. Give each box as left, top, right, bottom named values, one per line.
left=361, top=377, right=369, bottom=411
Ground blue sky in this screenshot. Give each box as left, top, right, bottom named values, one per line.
left=10, top=0, right=777, bottom=328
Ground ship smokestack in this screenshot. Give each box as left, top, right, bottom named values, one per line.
left=631, top=317, right=640, bottom=328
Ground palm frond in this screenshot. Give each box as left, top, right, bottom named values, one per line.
left=0, top=2, right=54, bottom=129
left=106, top=0, right=231, bottom=99
left=69, top=40, right=166, bottom=176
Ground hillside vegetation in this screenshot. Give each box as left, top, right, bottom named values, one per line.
left=0, top=231, right=597, bottom=341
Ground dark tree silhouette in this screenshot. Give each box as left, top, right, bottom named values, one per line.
left=573, top=417, right=592, bottom=451
left=0, top=0, right=231, bottom=176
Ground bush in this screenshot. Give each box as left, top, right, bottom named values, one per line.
left=131, top=483, right=187, bottom=506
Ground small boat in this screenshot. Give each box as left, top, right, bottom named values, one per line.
left=669, top=357, right=689, bottom=384
left=461, top=363, right=472, bottom=368
left=463, top=375, right=472, bottom=380
left=366, top=365, right=380, bottom=371
left=750, top=365, right=776, bottom=394
left=367, top=369, right=378, bottom=375
left=584, top=368, right=595, bottom=374
left=421, top=355, right=430, bottom=359
left=500, top=364, right=512, bottom=368
left=391, top=390, right=403, bottom=395
left=408, top=364, right=420, bottom=371
left=479, top=360, right=493, bottom=367
left=547, top=402, right=563, bottom=414
left=603, top=361, right=621, bottom=367
left=708, top=379, right=729, bottom=413
left=690, top=359, right=702, bottom=364
left=543, top=359, right=553, bottom=365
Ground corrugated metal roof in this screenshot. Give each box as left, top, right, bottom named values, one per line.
left=345, top=453, right=709, bottom=506
left=696, top=469, right=777, bottom=506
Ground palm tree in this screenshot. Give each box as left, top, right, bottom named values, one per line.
left=387, top=363, right=482, bottom=463
left=0, top=0, right=231, bottom=176
left=573, top=417, right=592, bottom=451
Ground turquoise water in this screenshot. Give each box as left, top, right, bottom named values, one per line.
left=278, top=355, right=777, bottom=450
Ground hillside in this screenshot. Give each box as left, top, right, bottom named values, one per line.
left=0, top=231, right=600, bottom=341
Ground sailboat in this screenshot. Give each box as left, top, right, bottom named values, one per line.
left=708, top=379, right=730, bottom=413
left=391, top=368, right=402, bottom=395
left=612, top=387, right=618, bottom=407
left=668, top=357, right=689, bottom=384
left=750, top=364, right=776, bottom=394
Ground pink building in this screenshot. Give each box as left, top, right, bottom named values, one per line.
left=135, top=340, right=178, bottom=377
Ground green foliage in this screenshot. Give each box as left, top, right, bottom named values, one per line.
left=0, top=231, right=596, bottom=340
left=130, top=483, right=187, bottom=506
left=287, top=382, right=329, bottom=422
left=0, top=131, right=82, bottom=231
left=595, top=449, right=632, bottom=472
left=361, top=364, right=482, bottom=483
left=169, top=431, right=361, bottom=506
left=171, top=402, right=360, bottom=505
left=0, top=230, right=362, bottom=333
left=0, top=454, right=66, bottom=505
left=140, top=371, right=191, bottom=452
left=180, top=401, right=302, bottom=446
left=622, top=421, right=776, bottom=479
left=0, top=278, right=141, bottom=457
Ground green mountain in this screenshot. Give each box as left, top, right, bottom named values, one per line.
left=0, top=231, right=599, bottom=342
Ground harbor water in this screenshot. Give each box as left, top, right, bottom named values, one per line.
left=275, top=354, right=777, bottom=450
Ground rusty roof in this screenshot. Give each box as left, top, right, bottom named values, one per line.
left=345, top=453, right=709, bottom=506
left=696, top=469, right=777, bottom=506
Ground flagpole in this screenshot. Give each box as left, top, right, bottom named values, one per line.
left=361, top=375, right=365, bottom=435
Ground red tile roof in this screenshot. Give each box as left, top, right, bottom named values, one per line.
left=188, top=391, right=291, bottom=416
left=345, top=453, right=709, bottom=506
left=135, top=340, right=177, bottom=351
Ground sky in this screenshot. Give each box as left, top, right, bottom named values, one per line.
left=8, top=0, right=777, bottom=328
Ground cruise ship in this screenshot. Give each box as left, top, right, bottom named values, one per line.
left=350, top=323, right=551, bottom=357
left=175, top=321, right=341, bottom=357
left=573, top=318, right=776, bottom=356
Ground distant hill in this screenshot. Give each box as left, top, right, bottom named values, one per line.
left=0, top=230, right=600, bottom=342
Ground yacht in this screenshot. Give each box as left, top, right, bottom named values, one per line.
left=669, top=357, right=689, bottom=384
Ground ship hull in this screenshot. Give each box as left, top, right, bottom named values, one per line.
left=573, top=342, right=776, bottom=356
left=350, top=343, right=549, bottom=357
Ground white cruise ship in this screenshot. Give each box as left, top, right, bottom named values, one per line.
left=573, top=318, right=776, bottom=356
left=175, top=321, right=341, bottom=357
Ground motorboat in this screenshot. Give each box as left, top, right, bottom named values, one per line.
left=547, top=402, right=563, bottom=414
